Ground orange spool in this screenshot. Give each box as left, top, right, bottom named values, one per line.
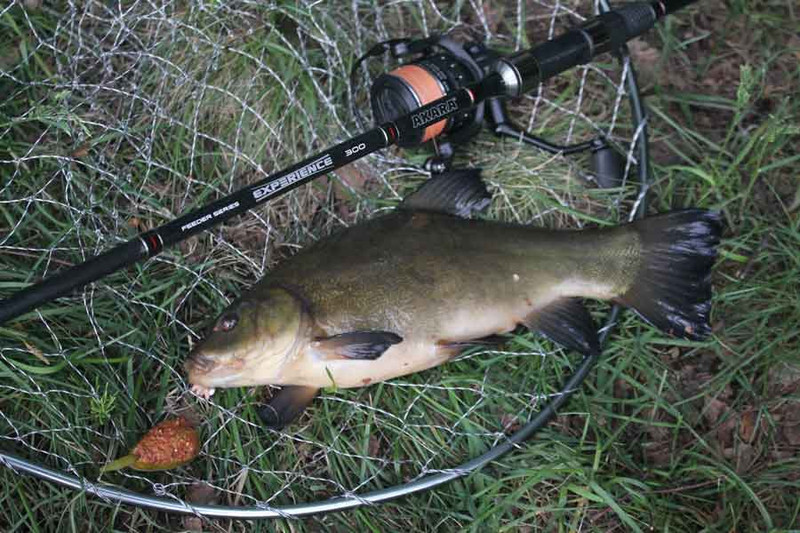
left=389, top=64, right=447, bottom=142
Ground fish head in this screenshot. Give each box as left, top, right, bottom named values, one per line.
left=184, top=287, right=306, bottom=388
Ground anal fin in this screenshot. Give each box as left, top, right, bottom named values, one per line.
left=258, top=386, right=319, bottom=429
left=522, top=298, right=600, bottom=356
left=438, top=334, right=507, bottom=351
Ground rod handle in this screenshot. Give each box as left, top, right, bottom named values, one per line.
left=493, top=0, right=697, bottom=97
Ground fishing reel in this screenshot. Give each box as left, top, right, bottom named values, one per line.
left=351, top=35, right=624, bottom=187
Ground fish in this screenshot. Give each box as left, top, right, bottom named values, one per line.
left=185, top=170, right=722, bottom=428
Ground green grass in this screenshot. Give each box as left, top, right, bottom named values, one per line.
left=1, top=0, right=799, bottom=531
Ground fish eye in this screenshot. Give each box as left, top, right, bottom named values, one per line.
left=214, top=312, right=239, bottom=333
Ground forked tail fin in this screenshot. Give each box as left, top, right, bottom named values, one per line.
left=617, top=209, right=723, bottom=340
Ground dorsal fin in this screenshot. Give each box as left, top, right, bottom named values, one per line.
left=400, top=169, right=491, bottom=218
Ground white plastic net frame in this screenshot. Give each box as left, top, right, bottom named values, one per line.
left=0, top=0, right=645, bottom=516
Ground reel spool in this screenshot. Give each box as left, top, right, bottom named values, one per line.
left=369, top=37, right=486, bottom=148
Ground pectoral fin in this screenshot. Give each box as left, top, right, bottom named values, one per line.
left=257, top=386, right=319, bottom=429
left=522, top=298, right=600, bottom=356
left=313, top=331, right=402, bottom=360
left=400, top=169, right=491, bottom=217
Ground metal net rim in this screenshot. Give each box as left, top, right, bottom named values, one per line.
left=0, top=0, right=649, bottom=518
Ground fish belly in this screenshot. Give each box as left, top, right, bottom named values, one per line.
left=284, top=339, right=445, bottom=388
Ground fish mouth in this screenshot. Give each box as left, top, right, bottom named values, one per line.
left=184, top=353, right=218, bottom=375
left=184, top=351, right=247, bottom=388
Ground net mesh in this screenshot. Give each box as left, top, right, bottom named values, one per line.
left=1, top=0, right=642, bottom=512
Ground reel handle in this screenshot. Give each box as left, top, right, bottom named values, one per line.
left=487, top=97, right=596, bottom=155
left=591, top=144, right=625, bottom=188
left=487, top=97, right=624, bottom=187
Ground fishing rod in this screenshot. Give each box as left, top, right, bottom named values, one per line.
left=0, top=0, right=697, bottom=325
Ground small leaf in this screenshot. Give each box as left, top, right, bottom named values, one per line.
left=324, top=366, right=338, bottom=392
left=566, top=484, right=604, bottom=503
left=736, top=64, right=754, bottom=110
left=23, top=341, right=48, bottom=365
left=70, top=143, right=90, bottom=158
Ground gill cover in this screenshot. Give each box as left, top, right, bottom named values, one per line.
left=197, top=287, right=305, bottom=362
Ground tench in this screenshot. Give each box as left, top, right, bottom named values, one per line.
left=185, top=170, right=721, bottom=427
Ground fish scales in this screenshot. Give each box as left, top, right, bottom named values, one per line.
left=227, top=211, right=643, bottom=389
left=266, top=211, right=638, bottom=346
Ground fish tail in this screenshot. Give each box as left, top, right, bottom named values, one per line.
left=616, top=209, right=723, bottom=340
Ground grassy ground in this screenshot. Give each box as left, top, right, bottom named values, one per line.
left=1, top=0, right=798, bottom=531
